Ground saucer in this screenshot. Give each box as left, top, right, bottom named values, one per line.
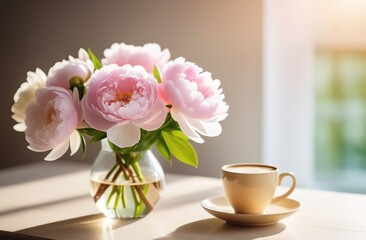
left=201, top=196, right=300, bottom=227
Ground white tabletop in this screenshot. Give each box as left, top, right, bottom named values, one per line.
left=0, top=161, right=366, bottom=240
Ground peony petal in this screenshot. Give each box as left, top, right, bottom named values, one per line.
left=78, top=48, right=89, bottom=61
left=161, top=57, right=229, bottom=120
left=47, top=59, right=90, bottom=89
left=107, top=122, right=141, bottom=148
left=81, top=94, right=115, bottom=131
left=171, top=108, right=204, bottom=143
left=69, top=130, right=81, bottom=156
left=24, top=87, right=79, bottom=153
left=215, top=113, right=229, bottom=122
left=186, top=118, right=222, bottom=137
left=102, top=43, right=170, bottom=73
left=13, top=123, right=26, bottom=132
left=133, top=100, right=167, bottom=131
left=44, top=140, right=69, bottom=161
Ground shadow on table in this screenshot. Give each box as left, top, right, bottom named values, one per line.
left=155, top=218, right=286, bottom=240
left=16, top=214, right=137, bottom=240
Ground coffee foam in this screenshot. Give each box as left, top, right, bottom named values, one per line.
left=225, top=165, right=275, bottom=174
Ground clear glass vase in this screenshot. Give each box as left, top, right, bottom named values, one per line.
left=90, top=139, right=165, bottom=219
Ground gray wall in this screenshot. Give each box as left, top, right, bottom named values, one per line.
left=1, top=0, right=262, bottom=178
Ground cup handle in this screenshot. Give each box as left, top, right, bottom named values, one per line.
left=272, top=172, right=296, bottom=203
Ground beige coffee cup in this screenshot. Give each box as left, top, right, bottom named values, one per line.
left=222, top=163, right=296, bottom=214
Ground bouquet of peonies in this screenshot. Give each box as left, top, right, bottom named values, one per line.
left=11, top=43, right=228, bottom=218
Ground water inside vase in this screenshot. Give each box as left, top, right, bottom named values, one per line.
left=90, top=175, right=163, bottom=218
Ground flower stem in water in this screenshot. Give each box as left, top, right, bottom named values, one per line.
left=92, top=151, right=154, bottom=217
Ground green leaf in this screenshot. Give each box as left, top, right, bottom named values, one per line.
left=109, top=141, right=137, bottom=154
left=161, top=130, right=198, bottom=167
left=153, top=66, right=162, bottom=83
left=136, top=130, right=160, bottom=151
left=159, top=113, right=180, bottom=132
left=170, top=130, right=189, bottom=140
left=78, top=128, right=106, bottom=143
left=87, top=48, right=102, bottom=70
left=155, top=135, right=171, bottom=161
left=90, top=132, right=107, bottom=143
left=79, top=132, right=87, bottom=159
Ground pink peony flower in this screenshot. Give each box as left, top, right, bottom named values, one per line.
left=82, top=64, right=167, bottom=148
left=11, top=68, right=47, bottom=132
left=46, top=56, right=93, bottom=89
left=25, top=87, right=83, bottom=161
left=159, top=57, right=229, bottom=143
left=102, top=43, right=170, bottom=73
left=78, top=48, right=90, bottom=62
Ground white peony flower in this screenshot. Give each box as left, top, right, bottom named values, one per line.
left=11, top=68, right=47, bottom=132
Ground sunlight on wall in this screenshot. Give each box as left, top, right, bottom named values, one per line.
left=263, top=0, right=366, bottom=193
left=315, top=0, right=366, bottom=50
left=263, top=0, right=314, bottom=187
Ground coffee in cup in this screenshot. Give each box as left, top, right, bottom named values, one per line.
left=222, top=163, right=296, bottom=214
